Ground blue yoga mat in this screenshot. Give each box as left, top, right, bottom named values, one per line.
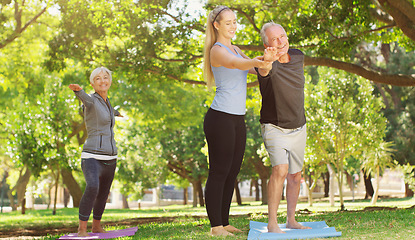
left=248, top=221, right=341, bottom=239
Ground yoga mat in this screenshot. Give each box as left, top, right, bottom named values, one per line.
left=59, top=226, right=138, bottom=239
left=248, top=221, right=341, bottom=239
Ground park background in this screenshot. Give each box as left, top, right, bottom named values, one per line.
left=1, top=0, right=415, bottom=227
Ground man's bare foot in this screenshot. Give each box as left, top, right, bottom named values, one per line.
left=224, top=225, right=242, bottom=233
left=92, top=225, right=107, bottom=233
left=210, top=226, right=234, bottom=236
left=267, top=223, right=286, bottom=233
left=77, top=230, right=89, bottom=237
left=286, top=220, right=312, bottom=230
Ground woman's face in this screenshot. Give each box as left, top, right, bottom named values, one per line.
left=91, top=71, right=112, bottom=93
left=215, top=10, right=237, bottom=39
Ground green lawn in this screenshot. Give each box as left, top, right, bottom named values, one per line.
left=1, top=197, right=414, bottom=239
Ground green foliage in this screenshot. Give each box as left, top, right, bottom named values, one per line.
left=306, top=68, right=388, bottom=206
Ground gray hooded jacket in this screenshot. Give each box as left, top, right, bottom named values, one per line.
left=74, top=90, right=119, bottom=156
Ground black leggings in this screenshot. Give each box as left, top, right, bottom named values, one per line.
left=79, top=158, right=116, bottom=221
left=203, top=108, right=246, bottom=227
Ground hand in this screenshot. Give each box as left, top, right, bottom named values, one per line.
left=253, top=56, right=273, bottom=70
left=264, top=47, right=285, bottom=62
left=69, top=84, right=82, bottom=91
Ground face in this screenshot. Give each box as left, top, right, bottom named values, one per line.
left=91, top=71, right=111, bottom=92
left=214, top=10, right=237, bottom=39
left=265, top=26, right=289, bottom=54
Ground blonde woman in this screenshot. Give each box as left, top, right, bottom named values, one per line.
left=69, top=67, right=121, bottom=237
left=202, top=5, right=276, bottom=236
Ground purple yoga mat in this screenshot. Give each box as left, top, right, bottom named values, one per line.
left=59, top=227, right=138, bottom=239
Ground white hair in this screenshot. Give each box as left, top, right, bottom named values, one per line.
left=89, top=67, right=112, bottom=84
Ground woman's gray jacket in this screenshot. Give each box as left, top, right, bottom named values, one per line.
left=74, top=90, right=120, bottom=156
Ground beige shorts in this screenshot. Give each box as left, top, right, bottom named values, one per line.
left=261, top=123, right=306, bottom=174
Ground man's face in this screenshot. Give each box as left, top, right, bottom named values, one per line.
left=265, top=26, right=289, bottom=55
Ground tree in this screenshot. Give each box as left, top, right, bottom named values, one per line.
left=161, top=125, right=208, bottom=207
left=306, top=68, right=388, bottom=209
left=362, top=141, right=395, bottom=205
left=243, top=105, right=270, bottom=205
left=303, top=147, right=327, bottom=206
left=44, top=1, right=414, bottom=87
left=0, top=0, right=49, bottom=49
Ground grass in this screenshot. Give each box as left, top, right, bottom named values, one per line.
left=0, top=197, right=414, bottom=239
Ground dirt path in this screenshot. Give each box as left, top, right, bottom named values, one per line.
left=0, top=216, right=181, bottom=238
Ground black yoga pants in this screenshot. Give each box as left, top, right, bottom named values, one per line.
left=79, top=158, right=116, bottom=221
left=203, top=108, right=246, bottom=227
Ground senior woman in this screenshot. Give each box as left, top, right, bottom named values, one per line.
left=69, top=67, right=121, bottom=237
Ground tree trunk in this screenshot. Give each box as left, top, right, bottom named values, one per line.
left=304, top=180, right=313, bottom=207
left=327, top=164, right=335, bottom=207
left=7, top=167, right=31, bottom=211
left=197, top=180, right=204, bottom=207
left=363, top=169, right=374, bottom=199
left=191, top=182, right=198, bottom=207
left=254, top=179, right=260, bottom=201
left=322, top=172, right=330, bottom=197
left=63, top=188, right=70, bottom=208
left=337, top=167, right=345, bottom=210
left=21, top=198, right=26, bottom=214
left=234, top=180, right=242, bottom=206
left=303, top=171, right=316, bottom=207
left=122, top=194, right=129, bottom=209
left=249, top=158, right=270, bottom=204
left=61, top=168, right=82, bottom=207
left=405, top=183, right=414, bottom=197
left=260, top=177, right=268, bottom=205
left=346, top=172, right=353, bottom=191
left=53, top=166, right=60, bottom=215
left=183, top=187, right=188, bottom=205
left=371, top=166, right=380, bottom=205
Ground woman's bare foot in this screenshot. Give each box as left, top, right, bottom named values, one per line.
left=210, top=226, right=234, bottom=236
left=286, top=220, right=311, bottom=229
left=91, top=219, right=107, bottom=233
left=78, top=220, right=89, bottom=236
left=92, top=225, right=107, bottom=233
left=77, top=230, right=90, bottom=237
left=223, top=225, right=242, bottom=233
left=267, top=222, right=286, bottom=233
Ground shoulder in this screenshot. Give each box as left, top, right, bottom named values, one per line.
left=288, top=49, right=304, bottom=56
left=211, top=44, right=225, bottom=54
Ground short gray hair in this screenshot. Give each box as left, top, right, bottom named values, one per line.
left=260, top=22, right=286, bottom=46
left=89, top=67, right=112, bottom=84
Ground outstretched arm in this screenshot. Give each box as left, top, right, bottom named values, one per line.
left=69, top=84, right=93, bottom=106
left=211, top=45, right=272, bottom=71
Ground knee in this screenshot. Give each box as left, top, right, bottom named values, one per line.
left=288, top=172, right=302, bottom=185
left=85, top=184, right=99, bottom=196
left=271, top=165, right=288, bottom=181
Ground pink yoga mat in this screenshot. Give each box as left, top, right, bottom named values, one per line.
left=59, top=227, right=138, bottom=239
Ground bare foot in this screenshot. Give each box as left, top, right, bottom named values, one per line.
left=210, top=226, right=234, bottom=236
left=77, top=230, right=90, bottom=237
left=78, top=220, right=89, bottom=236
left=286, top=220, right=312, bottom=230
left=92, top=226, right=107, bottom=233
left=267, top=223, right=286, bottom=233
left=224, top=225, right=242, bottom=233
